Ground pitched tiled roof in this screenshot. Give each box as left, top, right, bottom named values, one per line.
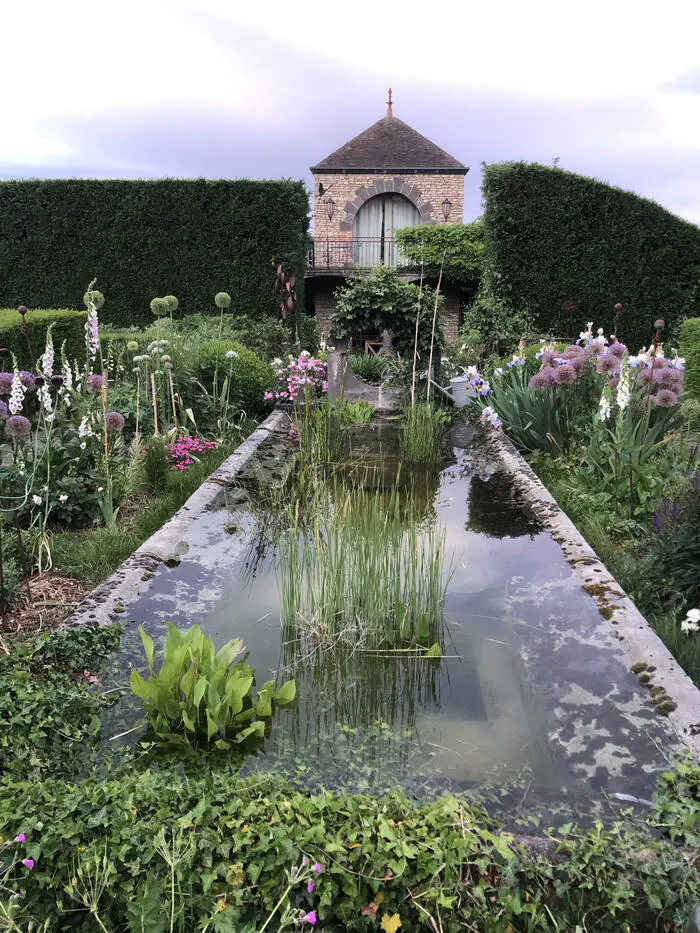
left=311, top=116, right=467, bottom=174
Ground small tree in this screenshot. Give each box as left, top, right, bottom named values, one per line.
left=331, top=267, right=443, bottom=359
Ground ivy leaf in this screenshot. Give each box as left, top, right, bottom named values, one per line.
left=381, top=914, right=402, bottom=933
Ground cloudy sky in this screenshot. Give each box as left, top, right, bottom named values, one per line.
left=3, top=0, right=700, bottom=224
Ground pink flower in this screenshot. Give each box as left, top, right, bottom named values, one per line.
left=15, top=833, right=25, bottom=843
left=301, top=912, right=317, bottom=925
left=22, top=859, right=34, bottom=870
left=312, top=862, right=322, bottom=873
left=264, top=392, right=273, bottom=400
left=307, top=881, right=315, bottom=893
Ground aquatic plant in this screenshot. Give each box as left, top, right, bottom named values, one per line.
left=400, top=401, right=450, bottom=463
left=130, top=623, right=296, bottom=747
left=277, top=480, right=448, bottom=649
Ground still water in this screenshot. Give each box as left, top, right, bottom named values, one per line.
left=100, top=418, right=678, bottom=809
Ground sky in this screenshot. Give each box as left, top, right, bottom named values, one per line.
left=2, top=0, right=700, bottom=224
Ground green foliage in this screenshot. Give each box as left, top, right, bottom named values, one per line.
left=0, top=179, right=308, bottom=324
left=192, top=340, right=273, bottom=418
left=395, top=220, right=484, bottom=282
left=481, top=162, right=700, bottom=350
left=131, top=623, right=295, bottom=746
left=644, top=476, right=700, bottom=609
left=680, top=317, right=700, bottom=399
left=142, top=436, right=171, bottom=493
left=400, top=402, right=450, bottom=462
left=0, top=759, right=698, bottom=931
left=0, top=625, right=120, bottom=780
left=335, top=399, right=375, bottom=425
left=331, top=266, right=444, bottom=358
left=0, top=307, right=87, bottom=368
left=348, top=351, right=391, bottom=385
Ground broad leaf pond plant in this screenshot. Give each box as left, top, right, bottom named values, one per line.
left=130, top=623, right=296, bottom=747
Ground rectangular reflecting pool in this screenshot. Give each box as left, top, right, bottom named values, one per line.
left=98, top=416, right=680, bottom=815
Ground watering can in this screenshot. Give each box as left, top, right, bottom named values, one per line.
left=429, top=373, right=476, bottom=408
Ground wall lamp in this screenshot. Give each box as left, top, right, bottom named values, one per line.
left=441, top=198, right=452, bottom=221
left=325, top=198, right=336, bottom=221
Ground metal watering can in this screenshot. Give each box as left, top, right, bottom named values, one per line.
left=429, top=371, right=476, bottom=408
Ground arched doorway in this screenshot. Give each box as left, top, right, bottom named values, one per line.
left=352, top=193, right=420, bottom=267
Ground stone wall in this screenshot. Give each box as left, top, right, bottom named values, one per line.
left=312, top=172, right=465, bottom=239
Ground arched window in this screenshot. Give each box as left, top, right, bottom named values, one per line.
left=352, top=194, right=420, bottom=267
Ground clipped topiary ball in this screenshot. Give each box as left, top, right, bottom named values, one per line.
left=84, top=289, right=105, bottom=310
left=214, top=292, right=232, bottom=310
left=150, top=297, right=167, bottom=316
left=163, top=295, right=179, bottom=313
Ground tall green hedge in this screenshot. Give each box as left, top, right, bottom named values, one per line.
left=481, top=162, right=700, bottom=351
left=0, top=308, right=87, bottom=368
left=680, top=318, right=700, bottom=399
left=0, top=179, right=309, bottom=325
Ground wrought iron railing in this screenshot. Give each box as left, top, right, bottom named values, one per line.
left=307, top=237, right=404, bottom=271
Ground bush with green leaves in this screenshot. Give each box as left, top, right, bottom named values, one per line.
left=481, top=162, right=700, bottom=350
left=188, top=339, right=273, bottom=418
left=331, top=266, right=444, bottom=360
left=131, top=623, right=295, bottom=747
left=680, top=317, right=700, bottom=399
left=394, top=219, right=484, bottom=282
left=0, top=307, right=87, bottom=368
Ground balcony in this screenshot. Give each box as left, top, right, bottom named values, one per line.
left=306, top=237, right=406, bottom=276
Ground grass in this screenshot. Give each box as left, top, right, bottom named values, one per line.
left=50, top=442, right=240, bottom=584
left=400, top=401, right=450, bottom=463
left=277, top=475, right=448, bottom=650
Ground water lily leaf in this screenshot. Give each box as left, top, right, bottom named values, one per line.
left=274, top=680, right=296, bottom=705
left=381, top=913, right=402, bottom=933
left=130, top=669, right=151, bottom=702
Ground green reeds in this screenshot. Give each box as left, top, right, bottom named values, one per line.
left=400, top=401, right=450, bottom=463
left=276, top=480, right=448, bottom=649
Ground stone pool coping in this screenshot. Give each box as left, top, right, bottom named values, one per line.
left=485, top=428, right=700, bottom=759
left=61, top=410, right=288, bottom=631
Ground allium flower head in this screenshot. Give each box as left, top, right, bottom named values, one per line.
left=653, top=389, right=677, bottom=407
left=562, top=345, right=585, bottom=360
left=585, top=341, right=604, bottom=358
left=5, top=415, right=31, bottom=438
left=653, top=367, right=683, bottom=392
left=19, top=371, right=36, bottom=391
left=214, top=292, right=232, bottom=309
left=528, top=371, right=549, bottom=390
left=596, top=354, right=619, bottom=375
left=553, top=363, right=577, bottom=385
left=86, top=374, right=103, bottom=395
left=607, top=341, right=627, bottom=359
left=105, top=411, right=125, bottom=431
left=0, top=372, right=13, bottom=395
left=0, top=400, right=7, bottom=420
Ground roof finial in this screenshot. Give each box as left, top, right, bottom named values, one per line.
left=386, top=88, right=393, bottom=117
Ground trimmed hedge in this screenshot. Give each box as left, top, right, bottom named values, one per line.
left=680, top=317, right=700, bottom=399
left=0, top=179, right=309, bottom=325
left=192, top=339, right=274, bottom=417
left=481, top=162, right=700, bottom=350
left=0, top=308, right=87, bottom=367
left=394, top=220, right=484, bottom=282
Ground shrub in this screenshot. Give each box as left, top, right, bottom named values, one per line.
left=680, top=317, right=700, bottom=399
left=0, top=179, right=309, bottom=325
left=0, top=308, right=87, bottom=368
left=481, top=162, right=700, bottom=351
left=394, top=220, right=484, bottom=282
left=192, top=340, right=273, bottom=418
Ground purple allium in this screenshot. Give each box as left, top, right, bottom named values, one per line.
left=653, top=368, right=683, bottom=392
left=595, top=354, right=619, bottom=375
left=653, top=389, right=677, bottom=407
left=105, top=411, right=125, bottom=431
left=607, top=341, right=627, bottom=359
left=608, top=377, right=619, bottom=390
left=585, top=342, right=604, bottom=358
left=34, top=376, right=45, bottom=388
left=562, top=345, right=585, bottom=360
left=21, top=859, right=34, bottom=870
left=0, top=372, right=13, bottom=395
left=51, top=375, right=64, bottom=387
left=86, top=374, right=103, bottom=395
left=19, top=371, right=36, bottom=391
left=15, top=833, right=25, bottom=843
left=553, top=363, right=578, bottom=385
left=0, top=401, right=7, bottom=421
left=636, top=369, right=652, bottom=387
left=540, top=350, right=558, bottom=367
left=5, top=415, right=31, bottom=438
left=529, top=371, right=550, bottom=390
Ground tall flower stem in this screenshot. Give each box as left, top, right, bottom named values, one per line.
left=425, top=256, right=445, bottom=405
left=410, top=259, right=425, bottom=410
left=150, top=373, right=159, bottom=436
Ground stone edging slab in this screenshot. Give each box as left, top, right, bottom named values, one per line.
left=485, top=427, right=700, bottom=759
left=61, top=410, right=288, bottom=631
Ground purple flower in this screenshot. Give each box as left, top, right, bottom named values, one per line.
left=0, top=372, right=13, bottom=395
left=562, top=345, right=585, bottom=360
left=636, top=369, right=652, bottom=387
left=105, top=411, right=125, bottom=431
left=22, top=859, right=34, bottom=870
left=301, top=911, right=317, bottom=925
left=86, top=374, right=103, bottom=395
left=585, top=342, right=604, bottom=358
left=15, top=833, right=25, bottom=843
left=595, top=354, right=619, bottom=375
left=312, top=863, right=322, bottom=873
left=0, top=401, right=7, bottom=421
left=307, top=881, right=315, bottom=893
left=540, top=350, right=557, bottom=367
left=5, top=415, right=31, bottom=439
left=19, top=371, right=36, bottom=391
left=553, top=364, right=578, bottom=385
left=653, top=368, right=683, bottom=393
left=653, top=389, right=677, bottom=407
left=528, top=371, right=549, bottom=390
left=607, top=341, right=627, bottom=359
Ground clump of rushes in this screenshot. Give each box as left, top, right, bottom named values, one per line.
left=400, top=401, right=450, bottom=463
